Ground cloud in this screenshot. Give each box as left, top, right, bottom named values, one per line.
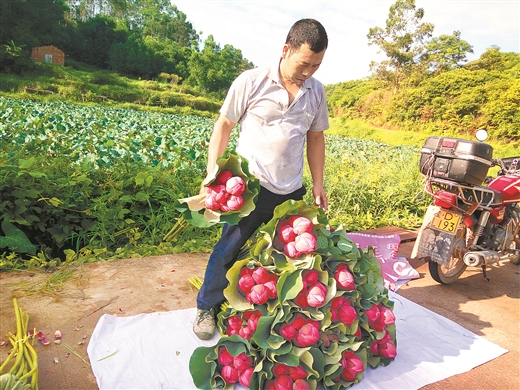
left=175, top=0, right=519, bottom=85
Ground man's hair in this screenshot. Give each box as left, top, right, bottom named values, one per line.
left=285, top=19, right=328, bottom=53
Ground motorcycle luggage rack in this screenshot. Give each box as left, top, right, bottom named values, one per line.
left=424, top=177, right=502, bottom=211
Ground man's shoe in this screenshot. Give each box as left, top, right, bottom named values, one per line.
left=193, top=308, right=216, bottom=340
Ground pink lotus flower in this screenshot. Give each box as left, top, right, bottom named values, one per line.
left=302, top=270, right=319, bottom=285
left=225, top=327, right=239, bottom=336
left=273, top=363, right=290, bottom=376
left=293, top=379, right=311, bottom=390
left=239, top=367, right=254, bottom=387
left=204, top=195, right=220, bottom=211
left=227, top=316, right=243, bottom=330
left=379, top=339, right=397, bottom=359
left=240, top=267, right=254, bottom=277
left=291, top=314, right=307, bottom=329
left=284, top=242, right=302, bottom=258
left=296, top=323, right=320, bottom=347
left=379, top=305, right=396, bottom=326
left=248, top=284, right=269, bottom=305
left=279, top=223, right=297, bottom=244
left=279, top=323, right=296, bottom=340
left=340, top=351, right=364, bottom=382
left=252, top=267, right=270, bottom=284
left=247, top=314, right=260, bottom=332
left=227, top=195, right=243, bottom=211
left=226, top=176, right=246, bottom=196
left=288, top=366, right=307, bottom=380
left=216, top=170, right=233, bottom=185
left=264, top=280, right=278, bottom=300
left=306, top=282, right=327, bottom=307
left=365, top=304, right=380, bottom=323
left=288, top=215, right=313, bottom=234
left=294, top=232, right=317, bottom=254
left=238, top=274, right=256, bottom=294
left=233, top=353, right=252, bottom=370
left=208, top=184, right=229, bottom=204
left=238, top=326, right=254, bottom=339
left=338, top=304, right=358, bottom=327
left=334, top=264, right=355, bottom=290
left=217, top=347, right=234, bottom=366
left=294, top=293, right=309, bottom=309
left=275, top=375, right=293, bottom=390
left=221, top=365, right=239, bottom=384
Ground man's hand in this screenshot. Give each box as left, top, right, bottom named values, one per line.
left=312, top=184, right=328, bottom=211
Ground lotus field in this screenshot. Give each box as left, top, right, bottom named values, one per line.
left=0, top=96, right=427, bottom=269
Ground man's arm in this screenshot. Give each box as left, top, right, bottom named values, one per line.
left=205, top=114, right=237, bottom=179
left=306, top=130, right=328, bottom=210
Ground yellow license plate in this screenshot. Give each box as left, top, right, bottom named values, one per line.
left=428, top=209, right=461, bottom=234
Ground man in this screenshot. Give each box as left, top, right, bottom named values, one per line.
left=193, top=18, right=329, bottom=340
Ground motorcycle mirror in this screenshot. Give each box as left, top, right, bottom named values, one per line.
left=475, top=129, right=488, bottom=141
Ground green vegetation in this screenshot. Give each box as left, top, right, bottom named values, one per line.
left=0, top=97, right=429, bottom=270
left=0, top=61, right=220, bottom=116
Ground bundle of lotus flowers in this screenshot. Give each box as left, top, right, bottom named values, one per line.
left=190, top=200, right=397, bottom=390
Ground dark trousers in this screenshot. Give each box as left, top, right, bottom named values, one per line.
left=196, top=186, right=306, bottom=310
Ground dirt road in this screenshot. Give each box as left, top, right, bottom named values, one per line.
left=0, top=231, right=518, bottom=389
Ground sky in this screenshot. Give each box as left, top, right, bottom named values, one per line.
left=173, top=0, right=519, bottom=85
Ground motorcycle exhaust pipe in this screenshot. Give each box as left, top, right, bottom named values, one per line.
left=463, top=251, right=500, bottom=267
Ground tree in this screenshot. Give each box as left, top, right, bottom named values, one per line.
left=367, top=0, right=434, bottom=92
left=420, top=31, right=473, bottom=75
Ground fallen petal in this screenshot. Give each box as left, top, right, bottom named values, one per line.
left=54, top=330, right=62, bottom=339
left=41, top=336, right=51, bottom=345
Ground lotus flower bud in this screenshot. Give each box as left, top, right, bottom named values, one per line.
left=284, top=242, right=302, bottom=258
left=379, top=339, right=397, bottom=359
left=331, top=296, right=343, bottom=310
left=226, top=176, right=246, bottom=196
left=288, top=366, right=307, bottom=380
left=233, top=353, right=252, bottom=371
left=279, top=323, right=296, bottom=340
left=204, top=195, right=220, bottom=211
left=238, top=274, right=256, bottom=294
left=274, top=375, right=293, bottom=390
left=340, top=351, right=364, bottom=382
left=263, top=280, right=278, bottom=300
left=302, top=269, right=319, bottom=285
left=379, top=304, right=396, bottom=325
left=273, top=363, right=290, bottom=376
left=240, top=267, right=254, bottom=277
left=207, top=184, right=229, bottom=204
left=215, top=170, right=233, bottom=185
left=294, top=232, right=317, bottom=254
left=252, top=267, right=270, bottom=284
left=220, top=203, right=230, bottom=212
left=365, top=304, right=380, bottom=323
left=217, top=347, right=234, bottom=366
left=291, top=314, right=307, bottom=329
left=335, top=265, right=355, bottom=290
left=306, top=282, right=327, bottom=307
left=288, top=215, right=313, bottom=234
left=239, top=367, right=254, bottom=388
left=279, top=224, right=297, bottom=244
left=371, top=319, right=387, bottom=332
left=227, top=315, right=243, bottom=330
left=338, top=304, right=357, bottom=327
left=238, top=326, right=253, bottom=339
left=243, top=309, right=261, bottom=319
left=296, top=323, right=320, bottom=347
left=293, top=379, right=311, bottom=390
left=294, top=293, right=309, bottom=309
left=221, top=365, right=239, bottom=384
left=369, top=341, right=379, bottom=356
left=247, top=313, right=260, bottom=331
left=248, top=284, right=269, bottom=305
left=227, top=195, right=243, bottom=211
left=225, top=327, right=239, bottom=336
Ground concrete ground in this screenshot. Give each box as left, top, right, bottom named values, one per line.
left=0, top=228, right=518, bottom=389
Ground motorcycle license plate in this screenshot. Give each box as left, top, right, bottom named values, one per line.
left=427, top=208, right=461, bottom=234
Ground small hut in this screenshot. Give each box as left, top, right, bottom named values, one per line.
left=31, top=45, right=65, bottom=66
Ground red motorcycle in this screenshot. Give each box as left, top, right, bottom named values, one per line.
left=412, top=130, right=520, bottom=284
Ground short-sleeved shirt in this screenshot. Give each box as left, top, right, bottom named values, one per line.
left=220, top=60, right=329, bottom=195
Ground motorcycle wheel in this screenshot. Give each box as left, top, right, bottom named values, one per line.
left=428, top=227, right=467, bottom=284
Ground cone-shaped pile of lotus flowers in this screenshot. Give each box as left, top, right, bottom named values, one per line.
left=175, top=150, right=260, bottom=227
left=190, top=200, right=397, bottom=390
